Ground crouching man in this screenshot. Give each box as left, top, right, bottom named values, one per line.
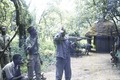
left=2, top=54, right=27, bottom=80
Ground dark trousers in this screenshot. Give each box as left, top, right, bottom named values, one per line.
left=1, top=53, right=10, bottom=68
left=56, top=57, right=71, bottom=80
left=27, top=54, right=41, bottom=80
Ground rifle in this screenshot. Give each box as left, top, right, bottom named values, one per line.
left=0, top=27, right=19, bottom=59
left=68, top=36, right=91, bottom=41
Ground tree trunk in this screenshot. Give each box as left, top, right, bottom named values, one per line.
left=11, top=0, right=26, bottom=48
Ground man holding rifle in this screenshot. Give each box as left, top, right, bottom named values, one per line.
left=54, top=27, right=82, bottom=80
left=0, top=26, right=11, bottom=68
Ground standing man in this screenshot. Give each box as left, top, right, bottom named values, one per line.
left=0, top=26, right=11, bottom=68
left=54, top=27, right=72, bottom=80
left=54, top=27, right=82, bottom=80
left=26, top=26, right=41, bottom=80
left=54, top=28, right=71, bottom=80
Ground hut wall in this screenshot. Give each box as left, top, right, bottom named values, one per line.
left=94, top=36, right=114, bottom=53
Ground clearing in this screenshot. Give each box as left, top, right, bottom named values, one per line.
left=44, top=53, right=120, bottom=80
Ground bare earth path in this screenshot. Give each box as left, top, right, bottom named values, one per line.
left=44, top=53, right=120, bottom=80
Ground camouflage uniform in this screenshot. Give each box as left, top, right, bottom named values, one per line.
left=54, top=30, right=72, bottom=80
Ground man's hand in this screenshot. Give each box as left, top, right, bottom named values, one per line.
left=0, top=50, right=3, bottom=53
left=27, top=46, right=31, bottom=50
left=26, top=46, right=32, bottom=54
left=41, top=60, right=43, bottom=65
left=12, top=75, right=23, bottom=80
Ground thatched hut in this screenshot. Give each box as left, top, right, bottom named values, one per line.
left=86, top=20, right=117, bottom=53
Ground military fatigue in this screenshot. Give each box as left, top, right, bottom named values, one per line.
left=26, top=36, right=41, bottom=80
left=0, top=34, right=10, bottom=68
left=54, top=32, right=72, bottom=80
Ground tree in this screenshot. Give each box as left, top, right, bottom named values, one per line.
left=0, top=0, right=14, bottom=27
left=10, top=0, right=32, bottom=48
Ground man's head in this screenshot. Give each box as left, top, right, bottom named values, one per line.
left=27, top=26, right=37, bottom=37
left=13, top=54, right=22, bottom=65
left=60, top=27, right=66, bottom=37
left=0, top=27, right=6, bottom=35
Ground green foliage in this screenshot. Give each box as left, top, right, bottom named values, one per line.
left=10, top=36, right=56, bottom=72
left=41, top=53, right=56, bottom=72
left=10, top=36, right=26, bottom=59
left=1, top=0, right=120, bottom=72
left=0, top=0, right=15, bottom=27
left=39, top=36, right=56, bottom=56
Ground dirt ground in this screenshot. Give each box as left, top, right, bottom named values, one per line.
left=44, top=52, right=120, bottom=80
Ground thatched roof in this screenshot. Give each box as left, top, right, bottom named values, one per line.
left=86, top=20, right=118, bottom=36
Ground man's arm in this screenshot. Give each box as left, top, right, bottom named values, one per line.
left=68, top=36, right=82, bottom=41
left=2, top=67, right=14, bottom=80
left=54, top=33, right=64, bottom=41
left=11, top=65, right=23, bottom=80
left=26, top=37, right=38, bottom=55
left=31, top=37, right=37, bottom=49
left=26, top=37, right=35, bottom=49
left=11, top=75, right=23, bottom=80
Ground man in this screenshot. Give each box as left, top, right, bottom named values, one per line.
left=54, top=27, right=81, bottom=80
left=85, top=43, right=92, bottom=55
left=2, top=54, right=25, bottom=80
left=26, top=26, right=41, bottom=80
left=0, top=26, right=11, bottom=68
